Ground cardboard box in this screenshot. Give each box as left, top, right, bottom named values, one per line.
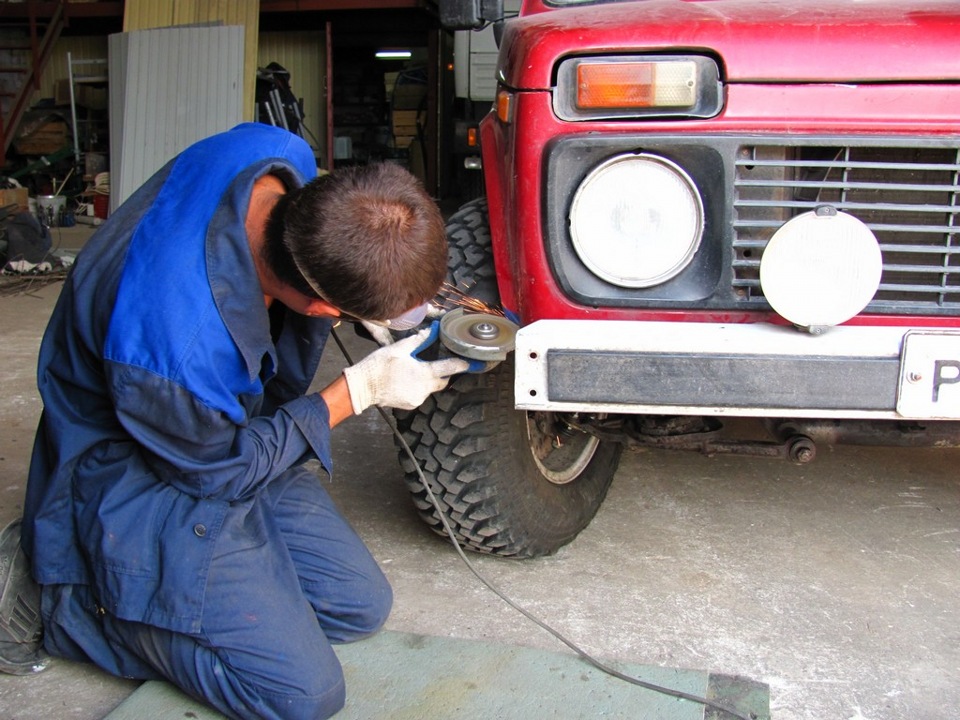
left=0, top=187, right=29, bottom=213
left=13, top=119, right=68, bottom=155
left=383, top=71, right=400, bottom=96
left=392, top=84, right=426, bottom=110
left=392, top=110, right=421, bottom=137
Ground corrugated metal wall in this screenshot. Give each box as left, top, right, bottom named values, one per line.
left=258, top=31, right=326, bottom=166
left=109, top=25, right=245, bottom=208
left=123, top=0, right=259, bottom=120
left=36, top=30, right=326, bottom=151
left=24, top=4, right=330, bottom=200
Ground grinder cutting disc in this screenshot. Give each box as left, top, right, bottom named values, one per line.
left=439, top=308, right=519, bottom=362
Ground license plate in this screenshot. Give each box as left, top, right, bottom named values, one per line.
left=897, top=331, right=960, bottom=419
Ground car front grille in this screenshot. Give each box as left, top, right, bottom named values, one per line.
left=733, top=144, right=960, bottom=312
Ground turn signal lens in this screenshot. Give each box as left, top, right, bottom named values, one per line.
left=496, top=89, right=513, bottom=123
left=577, top=61, right=696, bottom=109
left=555, top=55, right=722, bottom=121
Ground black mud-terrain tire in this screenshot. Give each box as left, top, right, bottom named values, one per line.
left=393, top=198, right=623, bottom=558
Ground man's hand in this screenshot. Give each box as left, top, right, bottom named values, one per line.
left=343, top=323, right=469, bottom=414
left=359, top=320, right=395, bottom=348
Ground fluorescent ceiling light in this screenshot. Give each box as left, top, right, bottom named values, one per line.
left=376, top=50, right=411, bottom=60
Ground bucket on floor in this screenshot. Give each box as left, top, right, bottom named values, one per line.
left=36, top=195, right=66, bottom=227
left=93, top=193, right=109, bottom=220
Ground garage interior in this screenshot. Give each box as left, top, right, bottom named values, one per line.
left=0, top=2, right=957, bottom=720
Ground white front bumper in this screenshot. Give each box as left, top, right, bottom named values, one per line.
left=514, top=320, right=960, bottom=420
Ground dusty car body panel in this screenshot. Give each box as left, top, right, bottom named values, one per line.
left=475, top=0, right=960, bottom=420
left=500, top=0, right=960, bottom=88
left=482, top=90, right=960, bottom=325
left=481, top=0, right=960, bottom=321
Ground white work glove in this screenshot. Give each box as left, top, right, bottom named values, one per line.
left=360, top=303, right=443, bottom=347
left=343, top=322, right=471, bottom=414
left=360, top=320, right=396, bottom=348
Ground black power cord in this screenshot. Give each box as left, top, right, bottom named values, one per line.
left=331, top=327, right=757, bottom=720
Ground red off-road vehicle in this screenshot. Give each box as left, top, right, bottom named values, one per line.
left=396, top=0, right=960, bottom=557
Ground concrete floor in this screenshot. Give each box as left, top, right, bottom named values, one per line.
left=0, top=227, right=958, bottom=719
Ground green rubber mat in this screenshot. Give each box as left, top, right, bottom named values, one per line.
left=104, top=630, right=769, bottom=719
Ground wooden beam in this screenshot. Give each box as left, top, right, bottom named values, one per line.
left=261, top=0, right=427, bottom=12
left=0, top=2, right=124, bottom=21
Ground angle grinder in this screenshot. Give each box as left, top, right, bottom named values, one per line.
left=438, top=308, right=519, bottom=372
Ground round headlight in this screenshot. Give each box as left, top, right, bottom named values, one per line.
left=569, top=153, right=704, bottom=288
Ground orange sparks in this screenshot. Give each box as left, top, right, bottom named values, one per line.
left=434, top=281, right=505, bottom=317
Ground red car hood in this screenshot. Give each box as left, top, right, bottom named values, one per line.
left=500, top=0, right=960, bottom=88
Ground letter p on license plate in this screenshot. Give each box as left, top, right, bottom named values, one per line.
left=897, top=331, right=960, bottom=419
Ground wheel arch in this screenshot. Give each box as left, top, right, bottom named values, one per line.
left=479, top=111, right=520, bottom=316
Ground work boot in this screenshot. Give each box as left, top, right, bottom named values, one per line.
left=0, top=519, right=50, bottom=675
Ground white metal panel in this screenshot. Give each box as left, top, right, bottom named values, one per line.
left=108, top=25, right=244, bottom=210
left=108, top=31, right=128, bottom=205
left=454, top=29, right=498, bottom=101
left=124, top=0, right=260, bottom=121
left=514, top=319, right=914, bottom=419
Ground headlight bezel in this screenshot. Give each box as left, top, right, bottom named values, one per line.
left=543, top=136, right=727, bottom=309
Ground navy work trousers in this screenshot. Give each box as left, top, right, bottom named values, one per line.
left=40, top=467, right=393, bottom=720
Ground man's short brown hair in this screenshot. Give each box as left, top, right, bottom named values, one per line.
left=266, top=163, right=448, bottom=321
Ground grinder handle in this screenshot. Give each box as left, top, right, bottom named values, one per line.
left=415, top=321, right=489, bottom=373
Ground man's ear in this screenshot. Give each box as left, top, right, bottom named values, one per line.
left=304, top=298, right=340, bottom=318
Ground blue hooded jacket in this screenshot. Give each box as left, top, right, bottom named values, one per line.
left=23, top=124, right=332, bottom=633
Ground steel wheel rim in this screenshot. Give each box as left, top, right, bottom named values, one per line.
left=526, top=412, right=601, bottom=485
